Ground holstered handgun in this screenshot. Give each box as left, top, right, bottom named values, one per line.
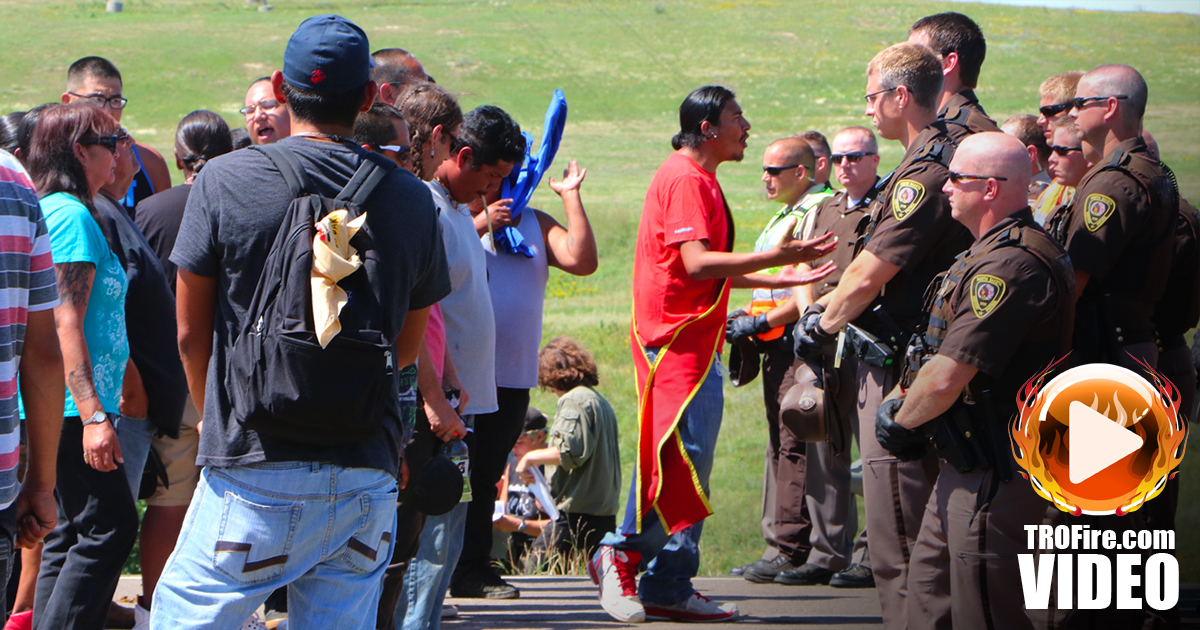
left=924, top=398, right=991, bottom=474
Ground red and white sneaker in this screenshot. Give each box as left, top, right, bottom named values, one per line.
left=644, top=592, right=740, bottom=622
left=589, top=546, right=645, bottom=623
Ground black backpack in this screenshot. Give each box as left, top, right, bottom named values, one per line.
left=225, top=143, right=398, bottom=446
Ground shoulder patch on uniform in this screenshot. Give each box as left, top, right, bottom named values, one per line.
left=969, top=274, right=1006, bottom=318
left=892, top=180, right=925, bottom=222
left=1082, top=193, right=1116, bottom=232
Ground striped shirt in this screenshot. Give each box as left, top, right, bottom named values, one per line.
left=0, top=151, right=59, bottom=510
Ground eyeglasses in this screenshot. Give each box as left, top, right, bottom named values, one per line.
left=1049, top=145, right=1083, bottom=156
left=864, top=86, right=898, bottom=103
left=762, top=164, right=800, bottom=176
left=448, top=133, right=462, bottom=152
left=1072, top=94, right=1128, bottom=111
left=377, top=144, right=411, bottom=163
left=831, top=152, right=876, bottom=164
left=948, top=171, right=1008, bottom=184
left=82, top=134, right=123, bottom=153
left=68, top=92, right=128, bottom=110
left=1038, top=102, right=1073, bottom=118
left=239, top=99, right=280, bottom=117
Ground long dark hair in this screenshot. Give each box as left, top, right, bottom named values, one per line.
left=26, top=103, right=118, bottom=214
left=397, top=83, right=462, bottom=180
left=672, top=85, right=735, bottom=151
left=175, top=110, right=232, bottom=177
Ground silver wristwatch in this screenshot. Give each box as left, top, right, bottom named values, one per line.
left=81, top=410, right=110, bottom=427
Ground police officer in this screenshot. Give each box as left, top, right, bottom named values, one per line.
left=908, top=12, right=1000, bottom=143
left=794, top=42, right=973, bottom=630
left=1045, top=67, right=1178, bottom=630
left=783, top=125, right=881, bottom=588
left=726, top=137, right=834, bottom=583
left=874, top=132, right=1074, bottom=629
left=1062, top=65, right=1178, bottom=372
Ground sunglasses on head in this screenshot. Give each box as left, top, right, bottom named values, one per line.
left=831, top=152, right=875, bottom=164
left=762, top=164, right=799, bottom=176
left=1050, top=145, right=1082, bottom=156
left=947, top=171, right=1008, bottom=184
left=1038, top=102, right=1072, bottom=118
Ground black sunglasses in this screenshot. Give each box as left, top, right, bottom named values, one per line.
left=762, top=164, right=800, bottom=176
left=1073, top=94, right=1128, bottom=111
left=82, top=134, right=122, bottom=152
left=948, top=171, right=1008, bottom=184
left=1038, top=102, right=1073, bottom=118
left=1050, top=145, right=1083, bottom=156
left=831, top=152, right=876, bottom=164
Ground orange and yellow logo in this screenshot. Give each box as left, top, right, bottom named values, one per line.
left=1010, top=360, right=1186, bottom=516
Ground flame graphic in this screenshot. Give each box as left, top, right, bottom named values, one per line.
left=1010, top=357, right=1187, bottom=515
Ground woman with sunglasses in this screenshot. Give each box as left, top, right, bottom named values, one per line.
left=21, top=102, right=137, bottom=630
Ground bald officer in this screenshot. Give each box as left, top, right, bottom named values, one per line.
left=1062, top=64, right=1178, bottom=371
left=794, top=43, right=973, bottom=629
left=875, top=132, right=1073, bottom=629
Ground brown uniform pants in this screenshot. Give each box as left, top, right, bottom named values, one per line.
left=805, top=353, right=869, bottom=571
left=760, top=343, right=813, bottom=564
left=1035, top=341, right=1162, bottom=630
left=907, top=457, right=1048, bottom=630
left=858, top=360, right=939, bottom=630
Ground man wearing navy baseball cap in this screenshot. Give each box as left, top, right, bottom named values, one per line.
left=151, top=15, right=451, bottom=629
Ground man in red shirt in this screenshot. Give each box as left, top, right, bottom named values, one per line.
left=589, top=85, right=835, bottom=624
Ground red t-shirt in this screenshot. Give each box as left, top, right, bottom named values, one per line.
left=632, top=152, right=732, bottom=348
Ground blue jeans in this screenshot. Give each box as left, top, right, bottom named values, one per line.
left=115, top=415, right=155, bottom=499
left=150, top=462, right=397, bottom=630
left=599, top=348, right=724, bottom=605
left=396, top=415, right=473, bottom=630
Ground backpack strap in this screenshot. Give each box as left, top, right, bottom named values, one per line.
left=336, top=152, right=395, bottom=209
left=251, top=143, right=315, bottom=197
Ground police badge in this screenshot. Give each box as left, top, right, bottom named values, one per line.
left=892, top=179, right=925, bottom=221
left=969, top=274, right=1006, bottom=318
left=1082, top=193, right=1116, bottom=232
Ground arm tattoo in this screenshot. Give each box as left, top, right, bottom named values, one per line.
left=55, top=262, right=95, bottom=307
left=66, top=360, right=99, bottom=406
left=567, top=234, right=576, bottom=252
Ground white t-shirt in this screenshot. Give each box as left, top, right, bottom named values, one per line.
left=428, top=180, right=498, bottom=415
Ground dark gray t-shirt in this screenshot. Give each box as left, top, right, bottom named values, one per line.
left=170, top=137, right=451, bottom=477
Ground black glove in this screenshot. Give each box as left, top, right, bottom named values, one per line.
left=725, top=309, right=747, bottom=343
left=794, top=304, right=836, bottom=361
left=726, top=313, right=770, bottom=342
left=875, top=398, right=926, bottom=461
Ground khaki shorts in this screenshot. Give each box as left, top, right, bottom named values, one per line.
left=146, top=397, right=201, bottom=507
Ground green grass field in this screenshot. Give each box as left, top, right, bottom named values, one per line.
left=3, top=0, right=1197, bottom=579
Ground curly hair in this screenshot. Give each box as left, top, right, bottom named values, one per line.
left=538, top=336, right=599, bottom=392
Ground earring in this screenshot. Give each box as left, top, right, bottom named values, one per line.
left=431, top=149, right=435, bottom=158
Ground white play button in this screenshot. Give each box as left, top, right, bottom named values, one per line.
left=1068, top=401, right=1144, bottom=484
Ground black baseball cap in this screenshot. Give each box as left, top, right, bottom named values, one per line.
left=524, top=406, right=547, bottom=433
left=283, top=14, right=374, bottom=93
